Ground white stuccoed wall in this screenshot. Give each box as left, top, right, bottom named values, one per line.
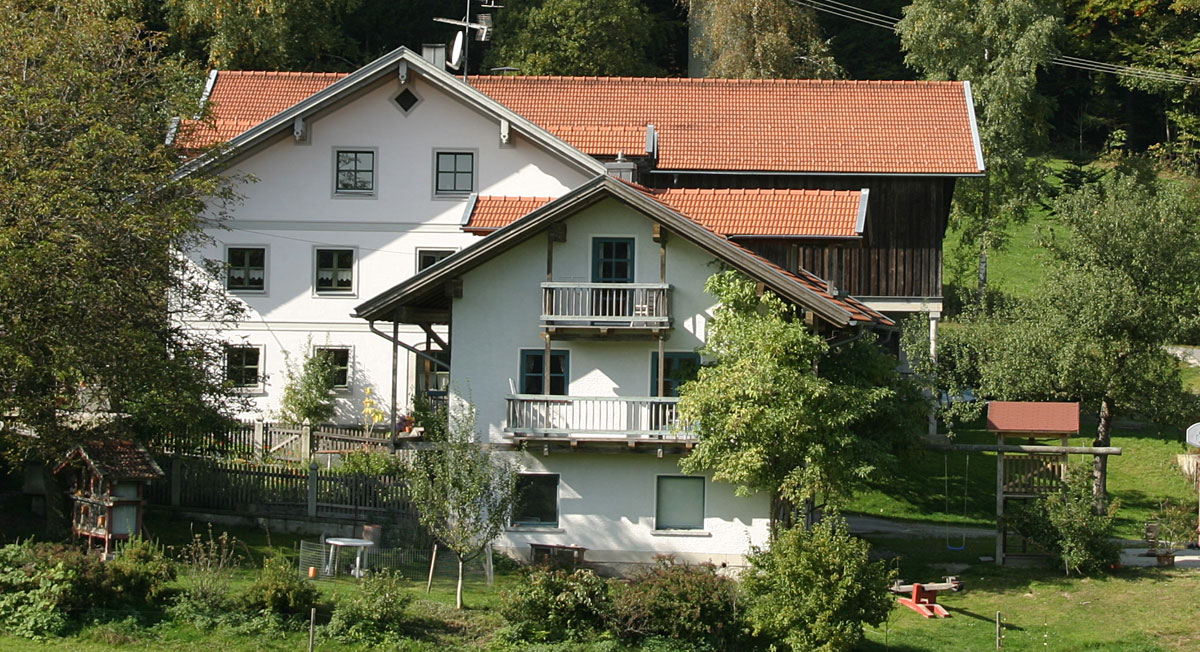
left=190, top=73, right=589, bottom=421
left=451, top=198, right=771, bottom=565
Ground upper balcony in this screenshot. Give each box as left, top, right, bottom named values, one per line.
left=504, top=394, right=694, bottom=446
left=541, top=282, right=671, bottom=337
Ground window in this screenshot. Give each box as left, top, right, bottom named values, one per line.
left=417, top=249, right=455, bottom=273
left=394, top=88, right=420, bottom=113
left=592, top=238, right=635, bottom=283
left=512, top=474, right=559, bottom=526
left=650, top=352, right=702, bottom=397
left=435, top=151, right=474, bottom=195
left=315, top=347, right=350, bottom=389
left=226, top=346, right=261, bottom=389
left=656, top=476, right=704, bottom=530
left=226, top=247, right=265, bottom=292
left=315, top=249, right=354, bottom=294
left=520, top=350, right=568, bottom=395
left=334, top=149, right=375, bottom=194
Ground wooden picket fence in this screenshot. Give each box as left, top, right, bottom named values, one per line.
left=149, top=420, right=391, bottom=462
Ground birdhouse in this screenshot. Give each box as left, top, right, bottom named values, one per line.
left=55, top=440, right=164, bottom=557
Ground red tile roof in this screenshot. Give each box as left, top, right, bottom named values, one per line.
left=174, top=71, right=982, bottom=175
left=987, top=402, right=1080, bottom=434
left=471, top=76, right=982, bottom=175
left=174, top=71, right=348, bottom=150
left=58, top=440, right=165, bottom=481
left=466, top=187, right=865, bottom=237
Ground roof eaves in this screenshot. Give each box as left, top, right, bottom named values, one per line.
left=855, top=188, right=869, bottom=235
left=963, top=81, right=986, bottom=174
left=647, top=168, right=986, bottom=178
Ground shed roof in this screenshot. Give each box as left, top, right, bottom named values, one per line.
left=56, top=439, right=165, bottom=481
left=465, top=187, right=867, bottom=238
left=986, top=402, right=1081, bottom=434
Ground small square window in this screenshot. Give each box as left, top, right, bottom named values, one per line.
left=513, top=474, right=559, bottom=526
left=435, top=151, right=474, bottom=195
left=395, top=89, right=420, bottom=113
left=656, top=476, right=704, bottom=530
left=315, top=347, right=350, bottom=388
left=226, top=346, right=261, bottom=388
left=417, top=249, right=455, bottom=272
left=335, top=150, right=374, bottom=194
left=315, top=249, right=354, bottom=294
left=226, top=247, right=265, bottom=292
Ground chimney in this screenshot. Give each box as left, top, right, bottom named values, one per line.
left=422, top=43, right=447, bottom=68
left=605, top=152, right=637, bottom=183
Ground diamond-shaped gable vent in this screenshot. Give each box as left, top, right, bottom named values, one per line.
left=395, top=89, right=419, bottom=113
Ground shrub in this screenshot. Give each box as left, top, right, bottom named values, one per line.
left=107, top=536, right=176, bottom=603
left=610, top=556, right=740, bottom=650
left=335, top=446, right=405, bottom=476
left=239, top=555, right=318, bottom=616
left=499, top=566, right=612, bottom=642
left=0, top=542, right=73, bottom=638
left=172, top=525, right=243, bottom=623
left=1005, top=465, right=1121, bottom=576
left=742, top=515, right=894, bottom=652
left=327, top=569, right=412, bottom=641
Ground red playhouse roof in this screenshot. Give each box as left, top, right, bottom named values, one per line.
left=986, top=401, right=1080, bottom=434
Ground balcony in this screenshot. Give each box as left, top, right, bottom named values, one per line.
left=504, top=394, right=694, bottom=444
left=541, top=283, right=671, bottom=334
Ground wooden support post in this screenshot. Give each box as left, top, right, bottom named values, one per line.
left=995, top=433, right=1005, bottom=565
left=170, top=457, right=181, bottom=507
left=542, top=331, right=552, bottom=395
left=307, top=462, right=318, bottom=518
left=390, top=320, right=399, bottom=451
left=253, top=418, right=265, bottom=460
left=426, top=543, right=438, bottom=593
left=301, top=419, right=312, bottom=459
left=657, top=335, right=666, bottom=398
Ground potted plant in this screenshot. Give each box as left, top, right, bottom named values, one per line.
left=1151, top=500, right=1195, bottom=567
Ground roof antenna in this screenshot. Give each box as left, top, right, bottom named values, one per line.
left=433, top=1, right=501, bottom=84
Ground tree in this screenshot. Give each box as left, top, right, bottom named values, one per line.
left=897, top=0, right=1063, bottom=297
left=0, top=0, right=244, bottom=462
left=406, top=400, right=518, bottom=609
left=484, top=0, right=660, bottom=76
left=742, top=514, right=894, bottom=652
left=164, top=0, right=363, bottom=70
left=276, top=343, right=338, bottom=425
left=909, top=170, right=1200, bottom=501
left=676, top=272, right=926, bottom=529
left=685, top=0, right=841, bottom=78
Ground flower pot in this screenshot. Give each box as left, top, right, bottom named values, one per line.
left=1157, top=553, right=1176, bottom=567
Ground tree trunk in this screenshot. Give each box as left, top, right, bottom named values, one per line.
left=1093, top=395, right=1114, bottom=510
left=456, top=556, right=464, bottom=610
left=977, top=174, right=992, bottom=300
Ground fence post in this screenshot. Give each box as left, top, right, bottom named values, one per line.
left=254, top=418, right=265, bottom=460
left=170, top=457, right=181, bottom=507
left=301, top=419, right=312, bottom=460
left=307, top=462, right=319, bottom=518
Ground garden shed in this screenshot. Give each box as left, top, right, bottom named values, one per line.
left=55, top=439, right=164, bottom=556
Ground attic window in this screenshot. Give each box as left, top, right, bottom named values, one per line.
left=395, top=89, right=420, bottom=113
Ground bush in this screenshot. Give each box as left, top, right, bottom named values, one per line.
left=1005, top=465, right=1121, bottom=576
left=239, top=555, right=318, bottom=616
left=499, top=566, right=612, bottom=642
left=335, top=446, right=405, bottom=476
left=0, top=542, right=74, bottom=638
left=610, top=556, right=740, bottom=650
left=171, top=525, right=243, bottom=624
left=107, top=536, right=176, bottom=603
left=327, top=569, right=412, bottom=641
left=742, top=515, right=894, bottom=652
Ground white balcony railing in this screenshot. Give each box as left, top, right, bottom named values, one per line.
left=541, top=282, right=670, bottom=328
left=504, top=394, right=693, bottom=440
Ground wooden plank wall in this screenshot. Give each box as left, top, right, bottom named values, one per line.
left=644, top=173, right=955, bottom=299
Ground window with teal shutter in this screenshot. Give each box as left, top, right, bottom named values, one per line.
left=650, top=352, right=701, bottom=397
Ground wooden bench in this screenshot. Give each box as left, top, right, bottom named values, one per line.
left=529, top=543, right=587, bottom=567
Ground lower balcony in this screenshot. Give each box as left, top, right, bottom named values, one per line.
left=504, top=395, right=694, bottom=444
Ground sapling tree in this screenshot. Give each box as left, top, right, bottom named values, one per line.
left=277, top=342, right=338, bottom=425
left=406, top=400, right=518, bottom=609
left=677, top=272, right=926, bottom=530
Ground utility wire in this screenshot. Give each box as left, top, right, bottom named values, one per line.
left=793, top=0, right=1200, bottom=85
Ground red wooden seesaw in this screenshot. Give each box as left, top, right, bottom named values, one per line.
left=888, top=577, right=964, bottom=618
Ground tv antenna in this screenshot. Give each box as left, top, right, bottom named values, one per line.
left=433, top=1, right=499, bottom=83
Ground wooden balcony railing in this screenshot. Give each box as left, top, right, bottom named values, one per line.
left=504, top=394, right=693, bottom=440
left=541, top=283, right=670, bottom=328
left=1002, top=455, right=1065, bottom=496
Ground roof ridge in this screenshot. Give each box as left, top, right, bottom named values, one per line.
left=472, top=75, right=962, bottom=87
left=218, top=70, right=350, bottom=78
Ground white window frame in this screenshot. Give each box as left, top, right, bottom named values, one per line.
left=432, top=149, right=477, bottom=199
left=312, top=345, right=353, bottom=392
left=653, top=474, right=707, bottom=533
left=226, top=343, right=266, bottom=394
left=312, top=246, right=359, bottom=297
left=332, top=147, right=378, bottom=198
left=415, top=248, right=457, bottom=274
left=223, top=244, right=269, bottom=295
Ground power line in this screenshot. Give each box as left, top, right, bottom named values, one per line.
left=792, top=0, right=1200, bottom=85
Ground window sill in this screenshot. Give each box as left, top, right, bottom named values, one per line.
left=650, top=530, right=711, bottom=537
left=228, top=289, right=268, bottom=296
left=506, top=526, right=564, bottom=534
left=231, top=387, right=267, bottom=397
left=332, top=192, right=376, bottom=200
left=313, top=291, right=358, bottom=299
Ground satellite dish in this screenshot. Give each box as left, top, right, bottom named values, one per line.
left=448, top=31, right=465, bottom=70
left=1188, top=422, right=1200, bottom=448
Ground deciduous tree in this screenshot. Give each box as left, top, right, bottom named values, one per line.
left=685, top=0, right=841, bottom=78
left=0, top=0, right=245, bottom=461
left=677, top=272, right=925, bottom=529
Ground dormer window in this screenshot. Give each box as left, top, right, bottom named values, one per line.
left=334, top=149, right=375, bottom=195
